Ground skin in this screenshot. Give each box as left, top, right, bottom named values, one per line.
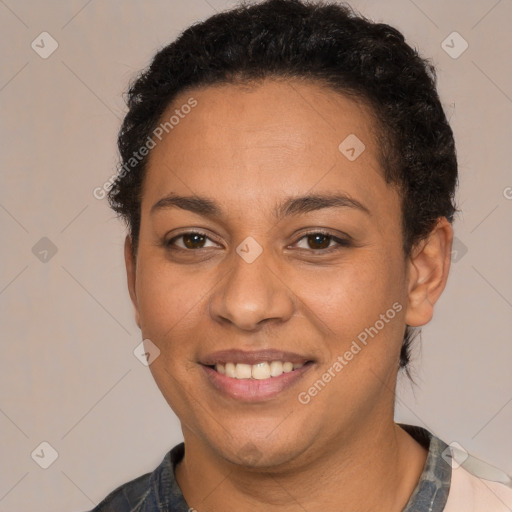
left=124, top=78, right=453, bottom=511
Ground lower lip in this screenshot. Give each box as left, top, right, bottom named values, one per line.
left=201, top=363, right=314, bottom=402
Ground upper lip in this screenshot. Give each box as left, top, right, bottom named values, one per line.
left=200, top=349, right=313, bottom=366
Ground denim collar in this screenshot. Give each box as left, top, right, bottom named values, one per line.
left=400, top=424, right=451, bottom=512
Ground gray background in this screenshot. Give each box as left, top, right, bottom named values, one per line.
left=0, top=0, right=511, bottom=510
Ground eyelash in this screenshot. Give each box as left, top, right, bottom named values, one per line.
left=164, top=230, right=352, bottom=253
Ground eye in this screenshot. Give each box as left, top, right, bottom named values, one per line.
left=294, top=231, right=351, bottom=251
left=166, top=231, right=219, bottom=250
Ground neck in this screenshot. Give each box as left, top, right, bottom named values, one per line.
left=175, top=420, right=427, bottom=512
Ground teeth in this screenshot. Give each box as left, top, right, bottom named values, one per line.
left=252, top=362, right=270, bottom=380
left=270, top=360, right=283, bottom=377
left=235, top=363, right=252, bottom=379
left=283, top=362, right=293, bottom=373
left=214, top=360, right=305, bottom=379
left=225, top=362, right=236, bottom=378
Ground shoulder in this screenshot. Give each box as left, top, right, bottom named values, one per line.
left=85, top=444, right=185, bottom=512
left=445, top=463, right=512, bottom=511
left=399, top=424, right=512, bottom=512
left=87, top=471, right=152, bottom=512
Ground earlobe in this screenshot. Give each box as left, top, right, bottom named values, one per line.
left=404, top=217, right=453, bottom=327
left=124, top=235, right=141, bottom=329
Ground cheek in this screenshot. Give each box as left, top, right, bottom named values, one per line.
left=135, top=259, right=207, bottom=411
left=135, top=256, right=207, bottom=343
left=294, top=256, right=407, bottom=417
left=297, top=251, right=405, bottom=336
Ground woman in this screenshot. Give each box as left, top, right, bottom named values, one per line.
left=92, top=0, right=512, bottom=510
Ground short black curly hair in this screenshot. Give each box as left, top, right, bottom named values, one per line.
left=108, top=0, right=458, bottom=372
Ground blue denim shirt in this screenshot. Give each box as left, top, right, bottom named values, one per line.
left=88, top=424, right=451, bottom=511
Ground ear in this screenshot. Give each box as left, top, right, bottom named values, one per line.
left=405, top=217, right=454, bottom=327
left=124, top=235, right=141, bottom=329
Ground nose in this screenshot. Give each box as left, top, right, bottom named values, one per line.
left=208, top=244, right=295, bottom=331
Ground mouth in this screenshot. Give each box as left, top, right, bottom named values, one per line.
left=199, top=349, right=315, bottom=401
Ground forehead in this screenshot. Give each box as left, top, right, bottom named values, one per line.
left=142, top=79, right=396, bottom=219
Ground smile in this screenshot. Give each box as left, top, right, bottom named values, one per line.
left=201, top=360, right=314, bottom=402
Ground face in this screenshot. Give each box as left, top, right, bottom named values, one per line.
left=125, top=79, right=440, bottom=469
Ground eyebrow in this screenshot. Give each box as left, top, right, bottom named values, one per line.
left=150, top=192, right=371, bottom=219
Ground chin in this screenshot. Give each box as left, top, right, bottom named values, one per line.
left=211, top=432, right=312, bottom=471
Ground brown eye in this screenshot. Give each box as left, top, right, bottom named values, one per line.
left=166, top=232, right=218, bottom=250
left=307, top=233, right=331, bottom=249
left=294, top=231, right=352, bottom=252
left=182, top=233, right=206, bottom=249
